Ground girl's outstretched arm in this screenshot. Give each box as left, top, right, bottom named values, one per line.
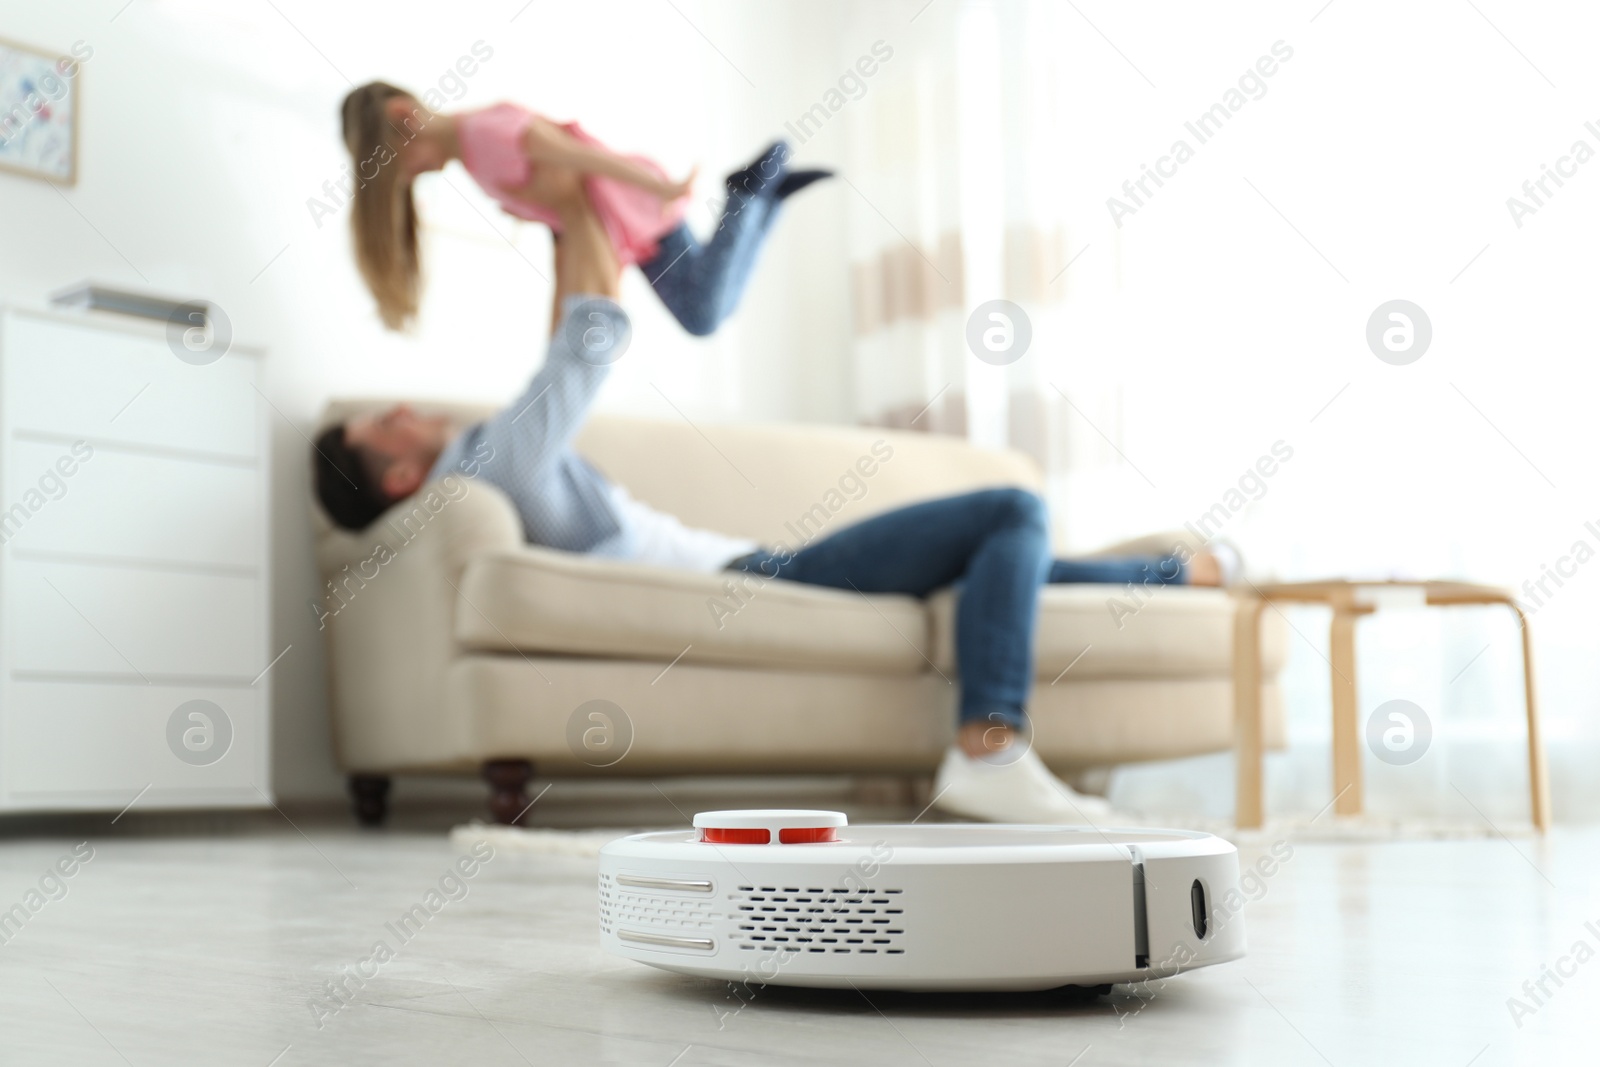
left=523, top=116, right=694, bottom=201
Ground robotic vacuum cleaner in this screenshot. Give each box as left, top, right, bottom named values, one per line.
left=599, top=809, right=1245, bottom=991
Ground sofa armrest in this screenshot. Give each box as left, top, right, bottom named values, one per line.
left=314, top=479, right=522, bottom=772
left=315, top=477, right=523, bottom=587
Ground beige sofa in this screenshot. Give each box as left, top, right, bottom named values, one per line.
left=313, top=403, right=1286, bottom=824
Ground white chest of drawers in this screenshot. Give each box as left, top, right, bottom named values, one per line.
left=0, top=306, right=271, bottom=812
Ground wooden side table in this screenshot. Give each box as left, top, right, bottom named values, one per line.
left=1232, top=580, right=1550, bottom=831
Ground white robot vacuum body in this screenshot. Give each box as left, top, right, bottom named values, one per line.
left=599, top=811, right=1245, bottom=991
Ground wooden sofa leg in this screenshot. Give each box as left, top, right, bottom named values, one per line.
left=348, top=774, right=392, bottom=827
left=483, top=759, right=535, bottom=826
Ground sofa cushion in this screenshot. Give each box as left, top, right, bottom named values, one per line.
left=440, top=656, right=1286, bottom=776
left=929, top=585, right=1287, bottom=679
left=454, top=546, right=932, bottom=675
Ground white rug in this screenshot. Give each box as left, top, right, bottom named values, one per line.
left=450, top=812, right=1530, bottom=856
left=450, top=823, right=641, bottom=857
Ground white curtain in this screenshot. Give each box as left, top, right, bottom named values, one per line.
left=842, top=1, right=968, bottom=437
left=842, top=1, right=1134, bottom=548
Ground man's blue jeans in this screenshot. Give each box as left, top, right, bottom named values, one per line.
left=729, top=489, right=1187, bottom=730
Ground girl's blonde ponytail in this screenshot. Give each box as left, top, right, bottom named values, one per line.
left=341, top=81, right=422, bottom=331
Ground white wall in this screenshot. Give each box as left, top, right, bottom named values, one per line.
left=0, top=0, right=856, bottom=799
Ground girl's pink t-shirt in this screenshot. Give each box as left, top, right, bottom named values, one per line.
left=456, top=103, right=685, bottom=266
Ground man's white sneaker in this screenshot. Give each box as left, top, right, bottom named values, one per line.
left=930, top=744, right=1115, bottom=825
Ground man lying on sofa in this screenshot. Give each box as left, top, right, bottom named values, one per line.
left=314, top=188, right=1232, bottom=825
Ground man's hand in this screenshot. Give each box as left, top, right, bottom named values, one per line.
left=655, top=166, right=698, bottom=207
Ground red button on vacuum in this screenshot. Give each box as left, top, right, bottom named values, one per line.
left=698, top=826, right=841, bottom=844
left=700, top=827, right=771, bottom=844
left=692, top=809, right=848, bottom=845
left=778, top=826, right=838, bottom=843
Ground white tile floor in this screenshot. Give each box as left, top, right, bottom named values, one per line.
left=0, top=812, right=1595, bottom=1066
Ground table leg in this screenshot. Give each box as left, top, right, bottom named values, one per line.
left=1329, top=608, right=1363, bottom=816
left=1512, top=604, right=1552, bottom=832
left=1233, top=598, right=1266, bottom=828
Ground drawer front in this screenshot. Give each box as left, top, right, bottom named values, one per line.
left=1, top=681, right=267, bottom=808
left=3, top=440, right=264, bottom=569
left=3, top=312, right=260, bottom=460
left=7, top=560, right=266, bottom=679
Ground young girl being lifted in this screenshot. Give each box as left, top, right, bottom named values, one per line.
left=340, top=82, right=830, bottom=333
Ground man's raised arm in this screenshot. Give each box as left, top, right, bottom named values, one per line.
left=437, top=197, right=626, bottom=480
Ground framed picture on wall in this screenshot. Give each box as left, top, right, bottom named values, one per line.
left=0, top=35, right=83, bottom=185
